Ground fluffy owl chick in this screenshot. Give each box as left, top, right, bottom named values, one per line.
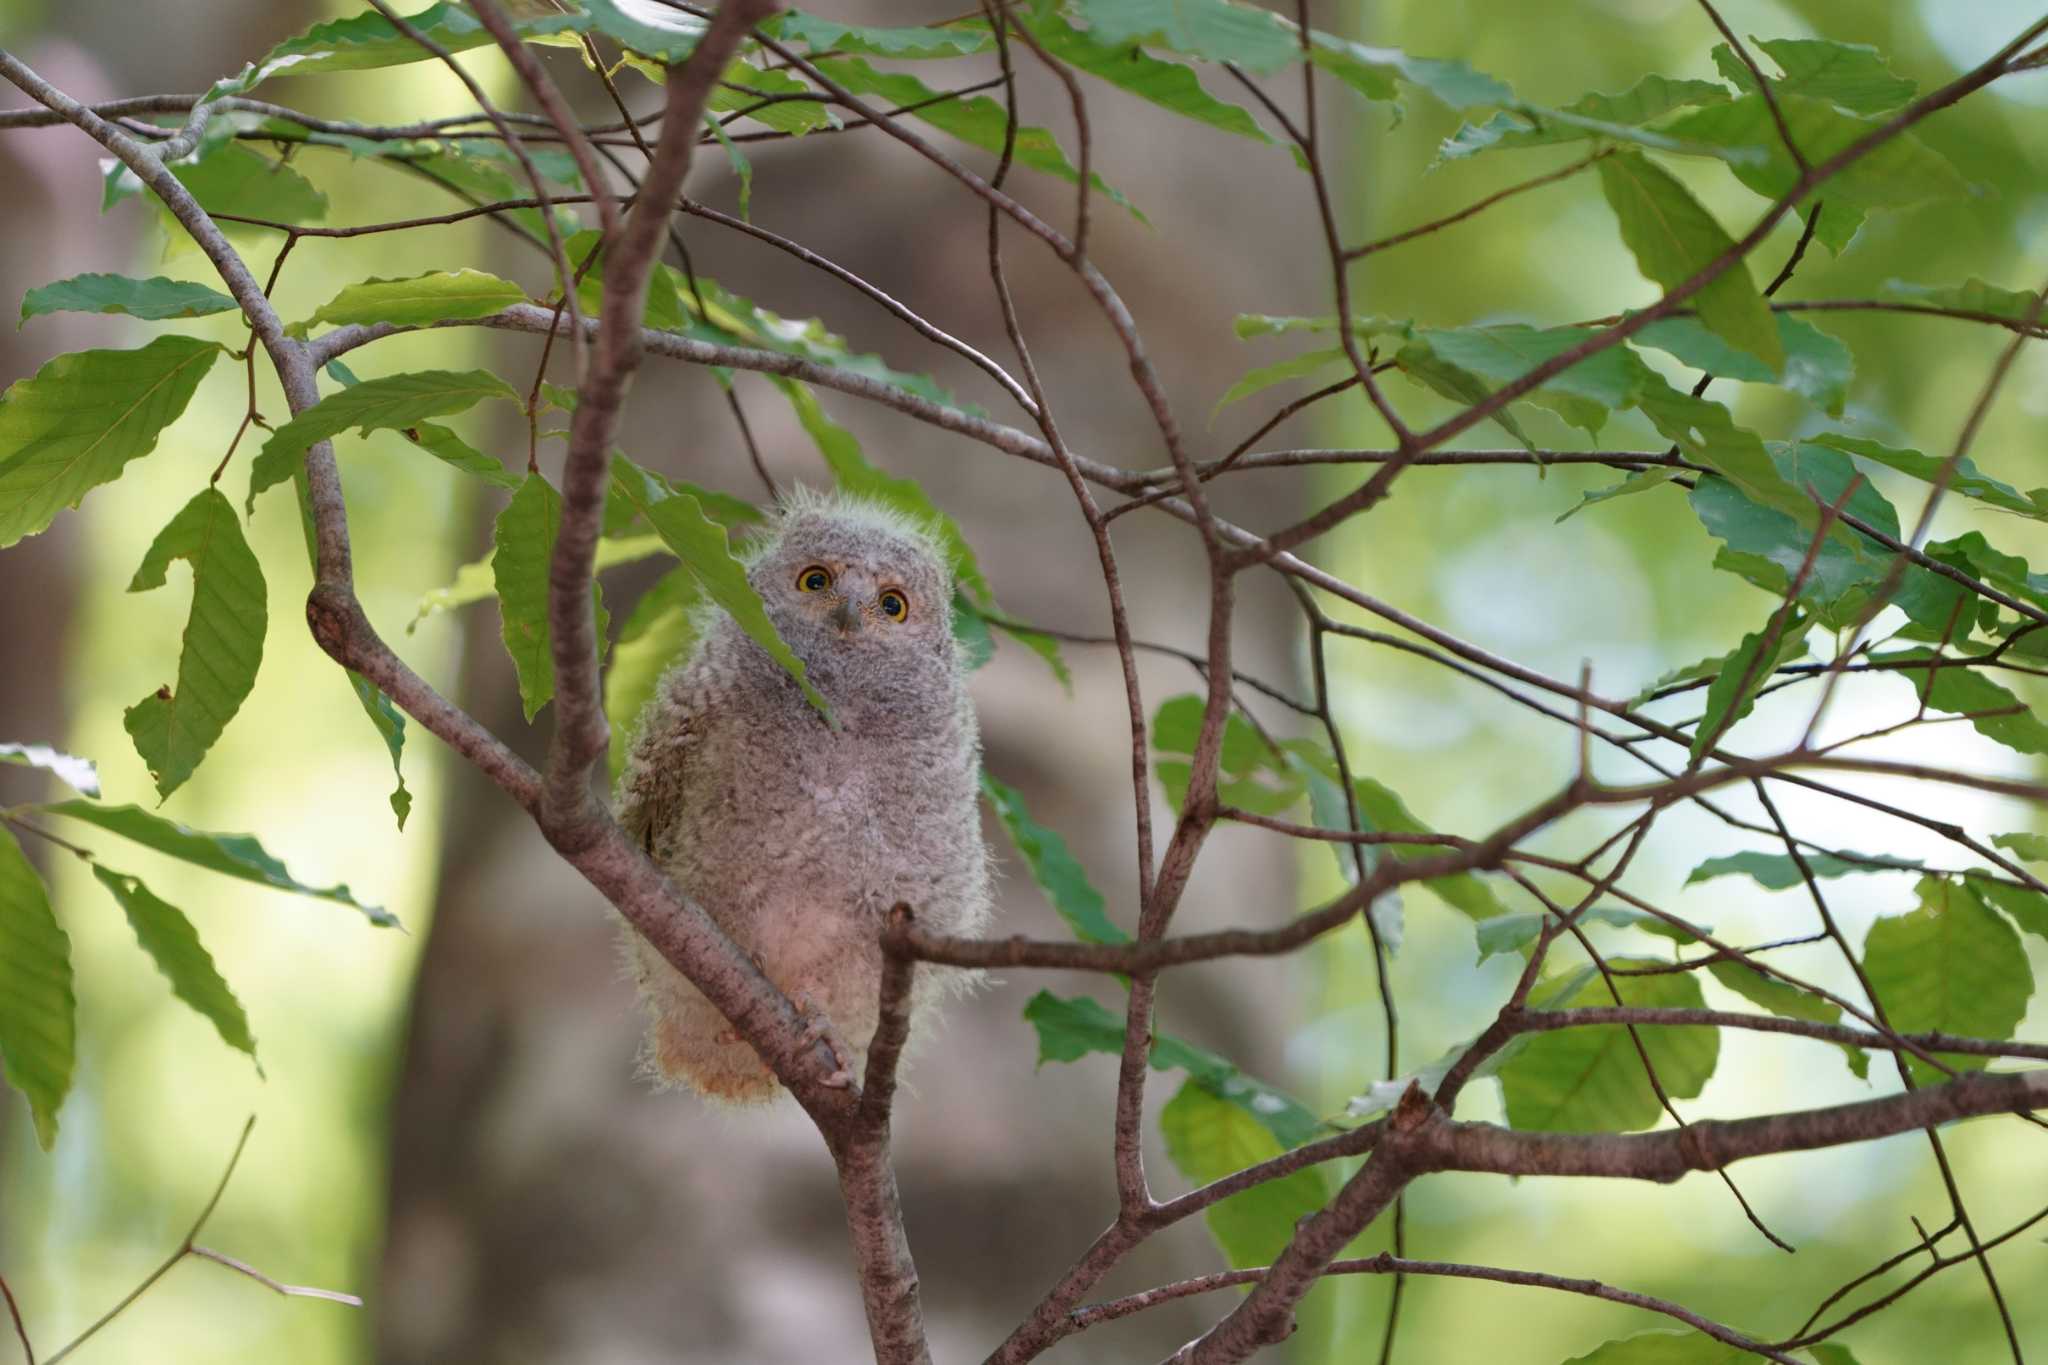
left=613, top=487, right=993, bottom=1103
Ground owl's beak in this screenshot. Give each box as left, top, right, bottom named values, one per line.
left=828, top=599, right=859, bottom=635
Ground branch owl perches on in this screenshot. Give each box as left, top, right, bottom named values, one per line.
left=614, top=489, right=994, bottom=1102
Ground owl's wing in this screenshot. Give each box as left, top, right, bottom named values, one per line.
left=613, top=691, right=699, bottom=860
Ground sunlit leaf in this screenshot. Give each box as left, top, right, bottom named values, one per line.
left=1597, top=150, right=1781, bottom=370
left=42, top=800, right=395, bottom=926
left=582, top=0, right=702, bottom=61
left=605, top=566, right=702, bottom=784
left=1161, top=1079, right=1330, bottom=1269
left=1863, top=877, right=2032, bottom=1084
left=1707, top=960, right=1868, bottom=1079
left=1686, top=848, right=1923, bottom=889
left=416, top=532, right=670, bottom=631
left=20, top=273, right=237, bottom=324
left=347, top=675, right=412, bottom=830
left=294, top=268, right=527, bottom=332
left=1966, top=874, right=2048, bottom=949
left=1883, top=649, right=2048, bottom=757
left=0, top=335, right=220, bottom=548
left=1475, top=907, right=1707, bottom=962
left=0, top=742, right=100, bottom=798
left=1722, top=37, right=1917, bottom=116
left=1631, top=314, right=1852, bottom=416
left=1562, top=1331, right=1758, bottom=1364
left=248, top=368, right=519, bottom=510
left=1440, top=75, right=1730, bottom=159
left=493, top=473, right=609, bottom=722
left=982, top=773, right=1126, bottom=945
left=1689, top=609, right=1804, bottom=762
left=0, top=827, right=73, bottom=1150
left=239, top=0, right=587, bottom=83
left=121, top=489, right=266, bottom=799
left=1804, top=432, right=2045, bottom=522
left=94, top=863, right=257, bottom=1067
left=1500, top=960, right=1719, bottom=1132
left=772, top=11, right=989, bottom=57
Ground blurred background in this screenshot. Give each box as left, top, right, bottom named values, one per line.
left=0, top=0, right=2043, bottom=1361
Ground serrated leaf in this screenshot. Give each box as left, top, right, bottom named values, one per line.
left=1707, top=959, right=1867, bottom=1079
left=708, top=61, right=835, bottom=137
left=121, top=489, right=266, bottom=799
left=1023, top=990, right=1321, bottom=1146
left=1597, top=150, right=1781, bottom=370
left=41, top=800, right=395, bottom=926
left=1885, top=650, right=2048, bottom=757
left=1690, top=609, right=1803, bottom=762
left=611, top=456, right=827, bottom=717
left=1500, top=960, right=1720, bottom=1132
left=1440, top=75, right=1730, bottom=159
left=1161, top=1079, right=1330, bottom=1269
left=1863, top=877, right=2032, bottom=1084
left=1804, top=432, right=2043, bottom=521
left=1744, top=37, right=1917, bottom=116
left=93, top=863, right=257, bottom=1066
left=1632, top=314, right=1852, bottom=415
left=21, top=273, right=237, bottom=325
left=295, top=268, right=526, bottom=332
left=0, top=743, right=101, bottom=798
left=248, top=368, right=519, bottom=510
left=242, top=1, right=587, bottom=83
left=1394, top=341, right=1536, bottom=450
left=1686, top=848, right=1924, bottom=889
left=348, top=675, right=412, bottom=829
left=605, top=566, right=702, bottom=784
left=168, top=143, right=328, bottom=225
left=773, top=11, right=989, bottom=57
left=812, top=58, right=1144, bottom=221
left=982, top=773, right=1126, bottom=945
left=0, top=827, right=73, bottom=1150
left=492, top=474, right=610, bottom=722
left=1632, top=627, right=1808, bottom=705
left=1076, top=0, right=1298, bottom=73
left=1475, top=907, right=1707, bottom=963
left=1966, top=874, right=2048, bottom=948
left=1025, top=14, right=1270, bottom=143
left=0, top=335, right=220, bottom=548
left=403, top=421, right=521, bottom=490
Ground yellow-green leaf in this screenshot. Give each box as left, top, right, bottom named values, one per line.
left=0, top=827, right=73, bottom=1150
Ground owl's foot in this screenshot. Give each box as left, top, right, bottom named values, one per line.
left=795, top=994, right=858, bottom=1089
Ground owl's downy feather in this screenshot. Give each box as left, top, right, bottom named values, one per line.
left=614, top=488, right=993, bottom=1103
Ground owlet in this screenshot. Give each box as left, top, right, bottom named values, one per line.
left=614, top=487, right=994, bottom=1103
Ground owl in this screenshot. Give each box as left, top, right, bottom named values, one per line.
left=613, top=487, right=994, bottom=1103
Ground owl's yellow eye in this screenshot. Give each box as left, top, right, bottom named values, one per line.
left=878, top=590, right=909, bottom=623
left=796, top=565, right=833, bottom=593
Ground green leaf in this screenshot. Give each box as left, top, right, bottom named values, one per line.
left=1213, top=346, right=1348, bottom=416
left=1632, top=314, right=1852, bottom=416
left=1022, top=990, right=1320, bottom=1146
left=492, top=474, right=609, bottom=722
left=982, top=773, right=1126, bottom=945
left=1863, top=877, right=2033, bottom=1084
left=1657, top=93, right=1969, bottom=253
left=1597, top=150, right=1781, bottom=370
left=1637, top=377, right=1812, bottom=527
left=1707, top=959, right=1868, bottom=1079
left=1500, top=960, right=1720, bottom=1132
left=1743, top=37, right=1917, bottom=116
left=1475, top=907, right=1707, bottom=963
left=611, top=457, right=828, bottom=717
left=1152, top=694, right=1304, bottom=815
left=21, top=273, right=237, bottom=325
left=415, top=532, right=669, bottom=631
left=1415, top=324, right=1650, bottom=435
left=1884, top=277, right=2046, bottom=326
left=605, top=566, right=702, bottom=784
left=1886, top=650, right=2048, bottom=757
left=1804, top=432, right=2044, bottom=522
left=1305, top=32, right=1516, bottom=110
left=582, top=0, right=702, bottom=61
left=1689, top=610, right=1803, bottom=762
left=1562, top=1332, right=1757, bottom=1364
left=1965, top=875, right=2048, bottom=949
left=348, top=675, right=412, bottom=830
left=121, top=489, right=267, bottom=799
left=778, top=382, right=994, bottom=606
left=1560, top=468, right=1681, bottom=526
left=403, top=421, right=522, bottom=490
left=248, top=368, right=519, bottom=511
left=1686, top=848, right=1923, bottom=889
left=703, top=113, right=753, bottom=219
left=168, top=143, right=328, bottom=225
left=0, top=742, right=100, bottom=798
left=772, top=12, right=989, bottom=57
left=1025, top=14, right=1270, bottom=143
left=707, top=61, right=835, bottom=137
left=1075, top=0, right=1298, bottom=73
left=1991, top=833, right=2048, bottom=864
left=295, top=268, right=527, bottom=332
left=1393, top=341, right=1536, bottom=450
left=1632, top=624, right=1808, bottom=705
left=1161, top=1079, right=1330, bottom=1269
left=1440, top=75, right=1730, bottom=159
left=242, top=1, right=588, bottom=83
left=951, top=592, right=995, bottom=672
left=41, top=799, right=395, bottom=926
left=0, top=335, right=221, bottom=548
left=812, top=58, right=1144, bottom=221
left=93, top=863, right=257, bottom=1067
left=0, top=827, right=73, bottom=1150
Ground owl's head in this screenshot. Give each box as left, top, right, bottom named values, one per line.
left=745, top=487, right=957, bottom=681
